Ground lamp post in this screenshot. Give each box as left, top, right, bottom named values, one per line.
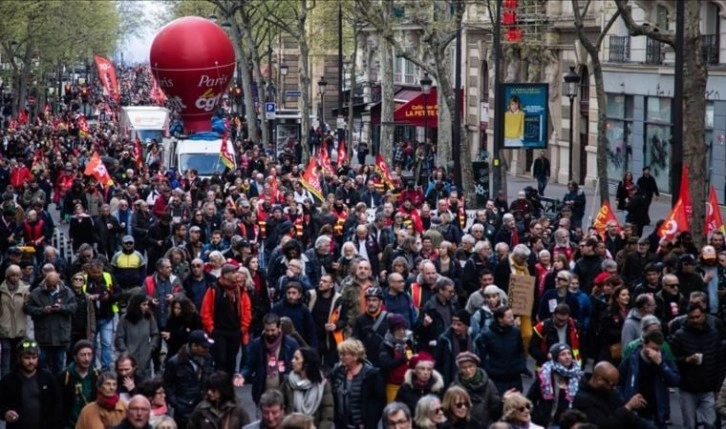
left=563, top=66, right=580, bottom=183
left=318, top=76, right=327, bottom=130
left=280, top=61, right=288, bottom=108
left=420, top=72, right=432, bottom=148
left=208, top=14, right=218, bottom=23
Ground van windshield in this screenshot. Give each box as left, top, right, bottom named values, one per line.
left=179, top=154, right=226, bottom=176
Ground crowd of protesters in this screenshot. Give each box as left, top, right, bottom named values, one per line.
left=0, top=64, right=723, bottom=429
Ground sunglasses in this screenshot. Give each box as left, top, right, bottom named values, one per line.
left=72, top=277, right=84, bottom=282
left=123, top=242, right=134, bottom=245
left=517, top=404, right=532, bottom=412
left=455, top=402, right=469, bottom=409
left=434, top=407, right=444, bottom=414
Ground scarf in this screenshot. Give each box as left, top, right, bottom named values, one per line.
left=288, top=371, right=325, bottom=415
left=413, top=373, right=430, bottom=390
left=96, top=392, right=120, bottom=410
left=265, top=334, right=284, bottom=377
left=458, top=368, right=484, bottom=391
left=451, top=333, right=473, bottom=359
left=537, top=361, right=582, bottom=402
left=152, top=403, right=168, bottom=416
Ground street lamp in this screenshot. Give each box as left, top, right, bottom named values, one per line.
left=563, top=66, right=581, bottom=183
left=208, top=14, right=218, bottom=23
left=221, top=20, right=232, bottom=30
left=420, top=72, right=432, bottom=147
left=318, top=76, right=327, bottom=129
left=280, top=61, right=288, bottom=107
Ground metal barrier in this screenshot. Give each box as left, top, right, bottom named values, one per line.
left=51, top=228, right=74, bottom=262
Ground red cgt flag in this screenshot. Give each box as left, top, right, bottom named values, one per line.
left=17, top=108, right=28, bottom=125
left=337, top=140, right=348, bottom=164
left=94, top=55, right=120, bottom=101
left=706, top=185, right=725, bottom=236
left=299, top=157, right=324, bottom=203
left=375, top=154, right=394, bottom=188
left=84, top=152, right=114, bottom=187
left=592, top=200, right=621, bottom=239
left=658, top=199, right=690, bottom=240
left=319, top=145, right=335, bottom=176
left=679, top=164, right=692, bottom=218
left=133, top=138, right=144, bottom=168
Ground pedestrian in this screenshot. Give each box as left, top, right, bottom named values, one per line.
left=532, top=150, right=550, bottom=196
left=636, top=166, right=659, bottom=225
left=187, top=371, right=250, bottom=429
left=114, top=294, right=160, bottom=378
left=280, top=347, right=334, bottom=429
left=58, top=339, right=100, bottom=429
left=528, top=343, right=583, bottom=427
left=75, top=371, right=127, bottom=429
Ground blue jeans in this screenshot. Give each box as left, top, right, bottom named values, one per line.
left=536, top=175, right=548, bottom=195
left=40, top=345, right=66, bottom=374
left=679, top=390, right=716, bottom=429
left=96, top=318, right=115, bottom=369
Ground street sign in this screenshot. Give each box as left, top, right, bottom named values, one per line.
left=336, top=116, right=345, bottom=129
left=285, top=90, right=301, bottom=98
left=265, top=102, right=276, bottom=120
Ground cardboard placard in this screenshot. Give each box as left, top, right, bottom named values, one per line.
left=508, top=273, right=536, bottom=316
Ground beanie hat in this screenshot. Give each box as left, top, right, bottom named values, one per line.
left=73, top=339, right=94, bottom=356
left=548, top=343, right=572, bottom=360
left=453, top=309, right=471, bottom=327
left=456, top=351, right=480, bottom=366
left=388, top=314, right=407, bottom=332
left=409, top=351, right=436, bottom=369
left=593, top=272, right=611, bottom=287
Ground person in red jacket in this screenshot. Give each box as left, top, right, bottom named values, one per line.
left=200, top=264, right=252, bottom=375
left=9, top=159, right=32, bottom=192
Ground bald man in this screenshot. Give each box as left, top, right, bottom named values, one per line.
left=24, top=270, right=77, bottom=374
left=119, top=395, right=152, bottom=429
left=571, top=362, right=654, bottom=429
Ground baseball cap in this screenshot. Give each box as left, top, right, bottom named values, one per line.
left=702, top=245, right=717, bottom=260
left=188, top=330, right=214, bottom=348
left=122, top=235, right=135, bottom=244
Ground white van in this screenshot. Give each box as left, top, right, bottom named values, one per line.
left=164, top=137, right=226, bottom=179
left=119, top=106, right=170, bottom=144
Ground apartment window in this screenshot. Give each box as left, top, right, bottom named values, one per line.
left=608, top=36, right=630, bottom=62
left=605, top=94, right=633, bottom=180
left=644, top=97, right=672, bottom=192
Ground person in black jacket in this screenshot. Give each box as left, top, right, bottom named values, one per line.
left=0, top=339, right=62, bottom=429
left=435, top=310, right=474, bottom=386
left=163, top=330, right=215, bottom=429
left=571, top=361, right=654, bottom=429
left=329, top=339, right=385, bottom=429
left=532, top=151, right=551, bottom=196
left=475, top=306, right=527, bottom=394
left=636, top=166, right=659, bottom=225
left=670, top=304, right=722, bottom=429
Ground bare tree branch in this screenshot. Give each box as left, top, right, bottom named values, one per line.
left=614, top=0, right=675, bottom=47
left=596, top=7, right=622, bottom=48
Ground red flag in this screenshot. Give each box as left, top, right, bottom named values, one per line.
left=77, top=115, right=91, bottom=138
left=84, top=152, right=114, bottom=187
left=375, top=154, right=394, bottom=188
left=337, top=140, right=347, bottom=164
left=17, top=108, right=28, bottom=125
left=706, top=186, right=725, bottom=236
left=658, top=199, right=689, bottom=240
left=8, top=119, right=17, bottom=131
left=43, top=102, right=51, bottom=120
left=219, top=133, right=236, bottom=170
left=94, top=55, right=120, bottom=101
left=299, top=158, right=324, bottom=202
left=592, top=201, right=621, bottom=238
left=319, top=145, right=335, bottom=175
left=680, top=165, right=692, bottom=218
left=133, top=138, right=144, bottom=168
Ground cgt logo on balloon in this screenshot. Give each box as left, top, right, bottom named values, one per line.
left=195, top=88, right=223, bottom=112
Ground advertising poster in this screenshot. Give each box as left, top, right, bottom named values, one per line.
left=502, top=83, right=549, bottom=149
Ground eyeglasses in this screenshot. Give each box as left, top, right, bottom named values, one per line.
left=434, top=407, right=444, bottom=414
left=666, top=283, right=680, bottom=287
left=123, top=242, right=134, bottom=245
left=516, top=404, right=532, bottom=412
left=455, top=402, right=469, bottom=409
left=192, top=264, right=203, bottom=268
left=72, top=277, right=84, bottom=282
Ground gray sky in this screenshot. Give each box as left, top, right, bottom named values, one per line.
left=119, top=1, right=169, bottom=65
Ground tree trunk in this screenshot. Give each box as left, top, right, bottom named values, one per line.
left=298, top=35, right=312, bottom=162
left=380, top=37, right=394, bottom=160
left=231, top=20, right=258, bottom=143
left=251, top=63, right=270, bottom=150
left=592, top=56, right=610, bottom=205
left=683, top=0, right=707, bottom=247
left=347, top=28, right=359, bottom=158
left=433, top=48, right=452, bottom=169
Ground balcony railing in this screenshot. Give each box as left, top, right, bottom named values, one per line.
left=645, top=38, right=664, bottom=65
left=702, top=34, right=719, bottom=65
left=609, top=36, right=630, bottom=63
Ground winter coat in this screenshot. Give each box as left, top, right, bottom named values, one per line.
left=271, top=300, right=318, bottom=348
left=241, top=334, right=299, bottom=404
left=75, top=400, right=127, bottom=429
left=476, top=321, right=527, bottom=383
left=572, top=382, right=655, bottom=429
left=58, top=364, right=100, bottom=428
left=24, top=284, right=77, bottom=346
left=670, top=321, right=724, bottom=393
left=114, top=314, right=160, bottom=374
left=435, top=328, right=474, bottom=386
left=0, top=280, right=30, bottom=339
left=0, top=368, right=62, bottom=429
left=618, top=344, right=680, bottom=426
left=573, top=254, right=604, bottom=294
left=281, top=375, right=335, bottom=429
left=451, top=369, right=502, bottom=428
left=330, top=361, right=386, bottom=429
left=163, top=345, right=215, bottom=420
left=395, top=369, right=445, bottom=417
left=621, top=308, right=645, bottom=347
left=187, top=399, right=251, bottom=429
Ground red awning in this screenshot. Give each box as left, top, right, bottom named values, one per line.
left=394, top=87, right=439, bottom=128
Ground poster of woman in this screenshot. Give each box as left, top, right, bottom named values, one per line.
left=501, top=83, right=549, bottom=149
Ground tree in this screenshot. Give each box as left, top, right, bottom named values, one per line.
left=615, top=0, right=707, bottom=246
left=572, top=0, right=621, bottom=205
left=354, top=0, right=475, bottom=203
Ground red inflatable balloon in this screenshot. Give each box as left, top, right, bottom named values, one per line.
left=150, top=17, right=235, bottom=133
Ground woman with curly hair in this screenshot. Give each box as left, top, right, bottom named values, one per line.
left=162, top=296, right=202, bottom=361
left=500, top=392, right=544, bottom=428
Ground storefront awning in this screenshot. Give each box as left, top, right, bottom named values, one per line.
left=394, top=88, right=438, bottom=128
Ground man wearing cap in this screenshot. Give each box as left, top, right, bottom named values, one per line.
left=58, top=339, right=99, bottom=429
left=163, top=330, right=215, bottom=429
left=0, top=339, right=62, bottom=429
left=111, top=236, right=147, bottom=305
left=675, top=254, right=706, bottom=299
left=435, top=309, right=474, bottom=386
left=621, top=237, right=655, bottom=288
